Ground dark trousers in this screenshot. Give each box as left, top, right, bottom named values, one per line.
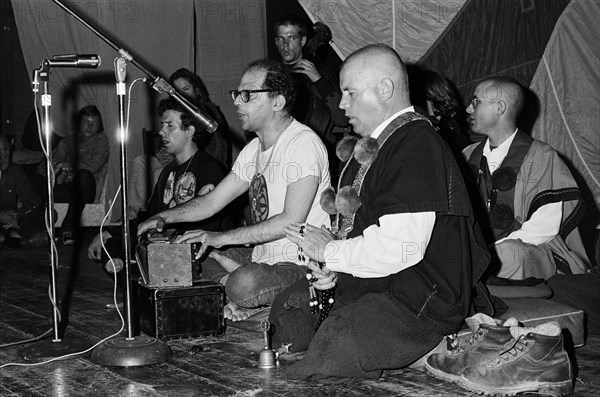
left=270, top=277, right=446, bottom=382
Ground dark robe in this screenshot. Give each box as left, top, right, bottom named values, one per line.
left=269, top=114, right=493, bottom=381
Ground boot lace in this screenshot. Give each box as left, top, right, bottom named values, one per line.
left=447, top=328, right=485, bottom=353
left=493, top=336, right=529, bottom=365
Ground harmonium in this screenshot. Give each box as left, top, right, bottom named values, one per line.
left=134, top=229, right=226, bottom=340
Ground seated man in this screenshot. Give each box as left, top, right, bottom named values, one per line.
left=463, top=76, right=589, bottom=280
left=268, top=44, right=492, bottom=381
left=123, top=68, right=237, bottom=222
left=0, top=135, right=46, bottom=248
left=35, top=105, right=109, bottom=245
left=138, top=59, right=331, bottom=322
left=88, top=98, right=234, bottom=272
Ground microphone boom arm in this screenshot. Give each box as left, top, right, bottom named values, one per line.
left=50, top=0, right=217, bottom=132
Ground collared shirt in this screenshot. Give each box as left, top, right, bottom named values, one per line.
left=483, top=130, right=562, bottom=246
left=325, top=106, right=436, bottom=278
left=483, top=129, right=518, bottom=174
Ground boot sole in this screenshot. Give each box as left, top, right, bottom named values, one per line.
left=457, top=377, right=573, bottom=396
left=424, top=361, right=462, bottom=383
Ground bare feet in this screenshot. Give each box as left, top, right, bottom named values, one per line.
left=224, top=302, right=265, bottom=322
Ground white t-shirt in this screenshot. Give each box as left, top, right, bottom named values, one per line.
left=232, top=119, right=331, bottom=265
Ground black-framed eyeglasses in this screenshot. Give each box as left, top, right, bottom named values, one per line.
left=229, top=89, right=276, bottom=103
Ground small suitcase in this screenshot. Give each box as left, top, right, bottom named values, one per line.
left=135, top=279, right=226, bottom=340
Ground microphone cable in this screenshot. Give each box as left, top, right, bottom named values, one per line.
left=0, top=192, right=125, bottom=368
left=0, top=76, right=146, bottom=368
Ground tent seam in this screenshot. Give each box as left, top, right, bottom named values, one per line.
left=543, top=55, right=600, bottom=189
left=392, top=0, right=396, bottom=50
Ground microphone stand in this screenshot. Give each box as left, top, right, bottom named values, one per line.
left=43, top=0, right=175, bottom=366
left=19, top=61, right=93, bottom=360
left=90, top=57, right=171, bottom=366
left=39, top=61, right=60, bottom=342
left=47, top=0, right=219, bottom=365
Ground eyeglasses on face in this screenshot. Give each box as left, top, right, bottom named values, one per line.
left=229, top=89, right=276, bottom=103
left=470, top=95, right=499, bottom=110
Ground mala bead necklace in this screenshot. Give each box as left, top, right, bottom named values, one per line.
left=297, top=227, right=318, bottom=312
left=307, top=135, right=378, bottom=327
left=314, top=274, right=335, bottom=330
left=316, top=112, right=432, bottom=329
left=297, top=136, right=379, bottom=331
left=306, top=135, right=381, bottom=329
left=297, top=225, right=335, bottom=330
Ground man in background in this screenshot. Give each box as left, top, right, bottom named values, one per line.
left=463, top=76, right=589, bottom=280
left=35, top=105, right=109, bottom=246
left=274, top=14, right=349, bottom=181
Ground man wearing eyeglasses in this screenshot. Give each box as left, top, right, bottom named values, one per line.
left=138, top=59, right=331, bottom=323
left=463, top=76, right=589, bottom=280
left=274, top=14, right=349, bottom=182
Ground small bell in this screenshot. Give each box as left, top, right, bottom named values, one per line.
left=258, top=320, right=276, bottom=369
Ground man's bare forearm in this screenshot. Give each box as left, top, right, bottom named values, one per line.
left=219, top=213, right=292, bottom=246
left=161, top=195, right=216, bottom=224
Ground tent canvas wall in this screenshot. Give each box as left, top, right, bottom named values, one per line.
left=9, top=0, right=267, bottom=217
left=300, top=0, right=599, bottom=249
left=4, top=0, right=599, bottom=249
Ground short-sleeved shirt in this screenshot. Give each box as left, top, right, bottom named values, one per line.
left=232, top=119, right=331, bottom=265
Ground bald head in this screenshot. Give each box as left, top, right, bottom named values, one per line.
left=339, top=44, right=411, bottom=136
left=343, top=44, right=410, bottom=105
left=478, top=76, right=524, bottom=120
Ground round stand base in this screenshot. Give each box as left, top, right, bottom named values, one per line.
left=18, top=338, right=94, bottom=361
left=91, top=334, right=171, bottom=367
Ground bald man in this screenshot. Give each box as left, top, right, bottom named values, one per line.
left=463, top=76, right=589, bottom=280
left=268, top=44, right=492, bottom=381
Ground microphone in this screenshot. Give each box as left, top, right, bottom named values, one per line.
left=151, top=77, right=218, bottom=133
left=47, top=54, right=101, bottom=68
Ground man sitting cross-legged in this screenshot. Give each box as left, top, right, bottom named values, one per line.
left=268, top=43, right=493, bottom=382
left=463, top=76, right=589, bottom=280
left=137, top=59, right=331, bottom=322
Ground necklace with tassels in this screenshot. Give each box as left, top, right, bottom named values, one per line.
left=309, top=112, right=431, bottom=331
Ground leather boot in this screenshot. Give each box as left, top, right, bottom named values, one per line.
left=458, top=322, right=573, bottom=396
left=425, top=317, right=515, bottom=382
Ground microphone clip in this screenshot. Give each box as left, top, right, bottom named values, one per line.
left=32, top=61, right=51, bottom=93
